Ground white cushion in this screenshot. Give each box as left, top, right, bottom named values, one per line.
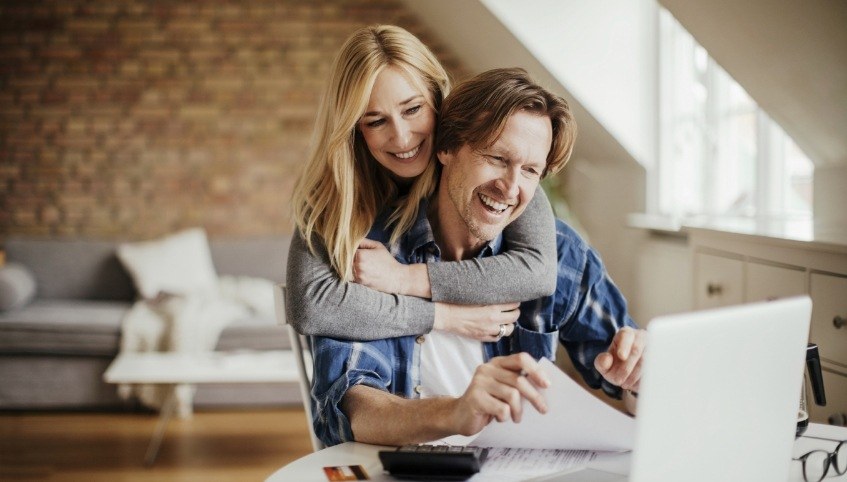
left=0, top=262, right=37, bottom=311
left=117, top=228, right=218, bottom=299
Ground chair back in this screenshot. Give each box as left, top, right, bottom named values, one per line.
left=273, top=283, right=324, bottom=452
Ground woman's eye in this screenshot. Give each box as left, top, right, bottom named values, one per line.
left=405, top=105, right=422, bottom=115
left=365, top=119, right=385, bottom=128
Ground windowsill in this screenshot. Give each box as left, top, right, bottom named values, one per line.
left=627, top=213, right=847, bottom=250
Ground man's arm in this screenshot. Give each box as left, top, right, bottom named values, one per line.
left=341, top=353, right=551, bottom=447
left=553, top=220, right=644, bottom=398
left=341, top=386, right=460, bottom=446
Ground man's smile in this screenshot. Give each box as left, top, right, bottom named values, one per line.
left=478, top=192, right=513, bottom=215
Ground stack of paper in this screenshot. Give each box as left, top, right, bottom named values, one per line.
left=471, top=358, right=635, bottom=452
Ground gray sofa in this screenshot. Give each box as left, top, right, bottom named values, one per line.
left=0, top=235, right=300, bottom=410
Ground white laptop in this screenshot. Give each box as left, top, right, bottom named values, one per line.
left=555, top=296, right=812, bottom=482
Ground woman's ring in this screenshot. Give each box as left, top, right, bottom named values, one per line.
left=495, top=324, right=507, bottom=340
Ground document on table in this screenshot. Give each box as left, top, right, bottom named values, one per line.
left=471, top=448, right=597, bottom=481
left=471, top=358, right=635, bottom=452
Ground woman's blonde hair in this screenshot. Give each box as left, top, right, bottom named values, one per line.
left=291, top=25, right=451, bottom=280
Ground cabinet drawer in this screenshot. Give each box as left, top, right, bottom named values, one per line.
left=695, top=252, right=743, bottom=309
left=808, top=366, right=847, bottom=425
left=746, top=262, right=806, bottom=302
left=810, top=273, right=847, bottom=367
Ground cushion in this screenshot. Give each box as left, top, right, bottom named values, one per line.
left=117, top=228, right=218, bottom=299
left=0, top=262, right=37, bottom=311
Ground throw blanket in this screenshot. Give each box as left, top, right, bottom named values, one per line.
left=118, top=275, right=275, bottom=418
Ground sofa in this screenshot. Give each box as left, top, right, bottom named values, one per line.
left=0, top=233, right=300, bottom=410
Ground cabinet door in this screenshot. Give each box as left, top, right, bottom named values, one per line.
left=695, top=252, right=743, bottom=309
left=810, top=273, right=847, bottom=367
left=808, top=367, right=847, bottom=425
left=746, top=262, right=806, bottom=303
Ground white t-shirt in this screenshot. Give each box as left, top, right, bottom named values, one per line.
left=419, top=331, right=484, bottom=399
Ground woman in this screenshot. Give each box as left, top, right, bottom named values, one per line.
left=287, top=25, right=557, bottom=341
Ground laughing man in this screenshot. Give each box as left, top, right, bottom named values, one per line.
left=311, top=68, right=645, bottom=447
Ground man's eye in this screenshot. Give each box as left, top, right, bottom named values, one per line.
left=485, top=155, right=506, bottom=165
left=405, top=105, right=422, bottom=115
left=522, top=165, right=543, bottom=178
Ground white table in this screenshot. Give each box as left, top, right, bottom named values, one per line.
left=265, top=423, right=847, bottom=481
left=104, top=350, right=298, bottom=466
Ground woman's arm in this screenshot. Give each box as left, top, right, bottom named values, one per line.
left=287, top=231, right=521, bottom=340
left=286, top=232, right=434, bottom=339
left=414, top=188, right=557, bottom=303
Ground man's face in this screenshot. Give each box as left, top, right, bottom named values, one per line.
left=438, top=111, right=552, bottom=244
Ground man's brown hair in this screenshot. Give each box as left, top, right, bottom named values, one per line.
left=435, top=68, right=576, bottom=177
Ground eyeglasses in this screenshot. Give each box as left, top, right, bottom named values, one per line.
left=793, top=440, right=847, bottom=482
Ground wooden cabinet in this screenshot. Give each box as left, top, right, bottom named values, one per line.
left=746, top=261, right=806, bottom=303
left=695, top=252, right=743, bottom=309
left=810, top=367, right=847, bottom=425
left=690, top=228, right=847, bottom=425
left=810, top=273, right=847, bottom=368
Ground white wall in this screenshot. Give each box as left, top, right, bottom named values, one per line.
left=482, top=0, right=658, bottom=170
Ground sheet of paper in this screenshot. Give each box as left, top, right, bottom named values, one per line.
left=470, top=358, right=635, bottom=451
left=470, top=448, right=596, bottom=482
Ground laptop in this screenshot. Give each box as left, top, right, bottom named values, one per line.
left=555, top=296, right=812, bottom=482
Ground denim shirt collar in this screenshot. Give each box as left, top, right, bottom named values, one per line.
left=370, top=195, right=503, bottom=263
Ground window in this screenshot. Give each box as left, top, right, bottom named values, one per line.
left=658, top=9, right=813, bottom=223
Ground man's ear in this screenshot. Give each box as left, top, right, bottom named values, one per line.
left=436, top=150, right=453, bottom=167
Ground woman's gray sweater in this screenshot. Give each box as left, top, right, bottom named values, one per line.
left=285, top=189, right=557, bottom=340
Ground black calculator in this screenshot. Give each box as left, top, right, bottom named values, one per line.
left=378, top=444, right=489, bottom=480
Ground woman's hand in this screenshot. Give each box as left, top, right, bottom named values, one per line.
left=433, top=302, right=521, bottom=341
left=353, top=239, right=432, bottom=297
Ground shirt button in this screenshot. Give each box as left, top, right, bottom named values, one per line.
left=415, top=335, right=426, bottom=344
left=414, top=385, right=423, bottom=394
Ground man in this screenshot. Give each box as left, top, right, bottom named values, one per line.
left=311, top=68, right=645, bottom=447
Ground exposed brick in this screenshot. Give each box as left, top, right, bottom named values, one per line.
left=66, top=18, right=112, bottom=34
left=0, top=0, right=467, bottom=242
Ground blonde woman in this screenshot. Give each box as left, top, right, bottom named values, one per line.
left=287, top=25, right=557, bottom=341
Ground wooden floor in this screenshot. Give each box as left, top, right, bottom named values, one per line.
left=0, top=407, right=313, bottom=481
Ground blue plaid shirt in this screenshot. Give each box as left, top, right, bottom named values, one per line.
left=310, top=199, right=637, bottom=447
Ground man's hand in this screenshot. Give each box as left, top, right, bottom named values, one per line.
left=451, top=353, right=551, bottom=436
left=433, top=302, right=520, bottom=341
left=594, top=327, right=646, bottom=392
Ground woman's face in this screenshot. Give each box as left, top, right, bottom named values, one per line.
left=358, top=66, right=436, bottom=181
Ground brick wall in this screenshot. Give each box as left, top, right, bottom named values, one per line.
left=0, top=0, right=467, bottom=242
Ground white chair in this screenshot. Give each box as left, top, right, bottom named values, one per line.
left=273, top=283, right=325, bottom=452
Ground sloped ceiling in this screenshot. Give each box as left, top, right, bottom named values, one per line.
left=660, top=0, right=847, bottom=168
left=398, top=0, right=638, bottom=168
